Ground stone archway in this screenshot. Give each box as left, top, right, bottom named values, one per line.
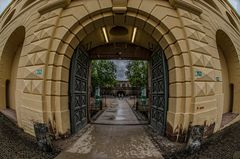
left=0, top=26, right=25, bottom=111
left=46, top=3, right=189, bottom=138
left=68, top=37, right=169, bottom=134
left=216, top=30, right=240, bottom=127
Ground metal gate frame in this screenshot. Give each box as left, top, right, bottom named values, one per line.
left=69, top=46, right=89, bottom=134
left=150, top=49, right=169, bottom=135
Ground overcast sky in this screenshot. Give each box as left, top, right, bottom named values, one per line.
left=0, top=0, right=11, bottom=14
left=229, top=0, right=240, bottom=16
left=228, top=0, right=240, bottom=15
left=112, top=60, right=129, bottom=81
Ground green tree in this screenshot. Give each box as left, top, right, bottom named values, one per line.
left=91, top=60, right=117, bottom=88
left=125, top=61, right=147, bottom=87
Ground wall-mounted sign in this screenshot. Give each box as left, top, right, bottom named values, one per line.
left=35, top=69, right=43, bottom=75
left=195, top=70, right=203, bottom=77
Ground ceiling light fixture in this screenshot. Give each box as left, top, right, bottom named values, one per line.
left=102, top=27, right=109, bottom=43
left=131, top=27, right=137, bottom=43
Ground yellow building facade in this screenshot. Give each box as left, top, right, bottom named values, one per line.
left=0, top=0, right=240, bottom=142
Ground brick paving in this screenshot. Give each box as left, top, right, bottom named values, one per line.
left=0, top=113, right=60, bottom=159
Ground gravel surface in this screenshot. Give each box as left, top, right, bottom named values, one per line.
left=165, top=121, right=240, bottom=159
left=1, top=110, right=240, bottom=159
left=0, top=113, right=60, bottom=159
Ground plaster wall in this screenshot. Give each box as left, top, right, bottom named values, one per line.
left=0, top=0, right=239, bottom=141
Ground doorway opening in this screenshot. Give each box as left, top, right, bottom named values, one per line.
left=221, top=83, right=237, bottom=127
left=217, top=30, right=239, bottom=128
left=229, top=83, right=234, bottom=113
left=89, top=59, right=149, bottom=123
left=69, top=44, right=169, bottom=135
left=5, top=80, right=10, bottom=109
left=0, top=26, right=25, bottom=123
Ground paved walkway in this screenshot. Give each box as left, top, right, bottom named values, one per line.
left=55, top=99, right=163, bottom=159
left=94, top=99, right=140, bottom=125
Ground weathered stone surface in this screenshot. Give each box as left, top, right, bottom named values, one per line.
left=0, top=0, right=239, bottom=142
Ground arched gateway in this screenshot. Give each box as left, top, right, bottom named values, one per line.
left=0, top=0, right=240, bottom=142
left=69, top=42, right=168, bottom=135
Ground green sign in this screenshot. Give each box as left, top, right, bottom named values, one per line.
left=195, top=70, right=203, bottom=77
left=35, top=69, right=43, bottom=75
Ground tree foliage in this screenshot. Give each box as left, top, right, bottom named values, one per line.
left=125, top=61, right=147, bottom=87
left=91, top=60, right=117, bottom=88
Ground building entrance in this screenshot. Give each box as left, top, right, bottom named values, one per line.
left=69, top=44, right=168, bottom=135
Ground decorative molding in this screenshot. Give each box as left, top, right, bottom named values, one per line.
left=38, top=0, right=71, bottom=15
left=112, top=0, right=128, bottom=14
left=169, top=0, right=202, bottom=16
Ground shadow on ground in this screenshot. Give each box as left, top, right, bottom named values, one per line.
left=0, top=113, right=60, bottom=159
left=1, top=111, right=240, bottom=159
left=163, top=121, right=240, bottom=159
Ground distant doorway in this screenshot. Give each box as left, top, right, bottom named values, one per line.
left=217, top=30, right=240, bottom=127
left=117, top=91, right=125, bottom=97
left=0, top=26, right=25, bottom=111
left=5, top=80, right=10, bottom=109
left=229, top=83, right=234, bottom=113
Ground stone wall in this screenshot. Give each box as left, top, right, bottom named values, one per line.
left=0, top=0, right=239, bottom=142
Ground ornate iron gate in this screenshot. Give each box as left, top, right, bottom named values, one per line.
left=69, top=46, right=89, bottom=134
left=151, top=49, right=168, bottom=135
